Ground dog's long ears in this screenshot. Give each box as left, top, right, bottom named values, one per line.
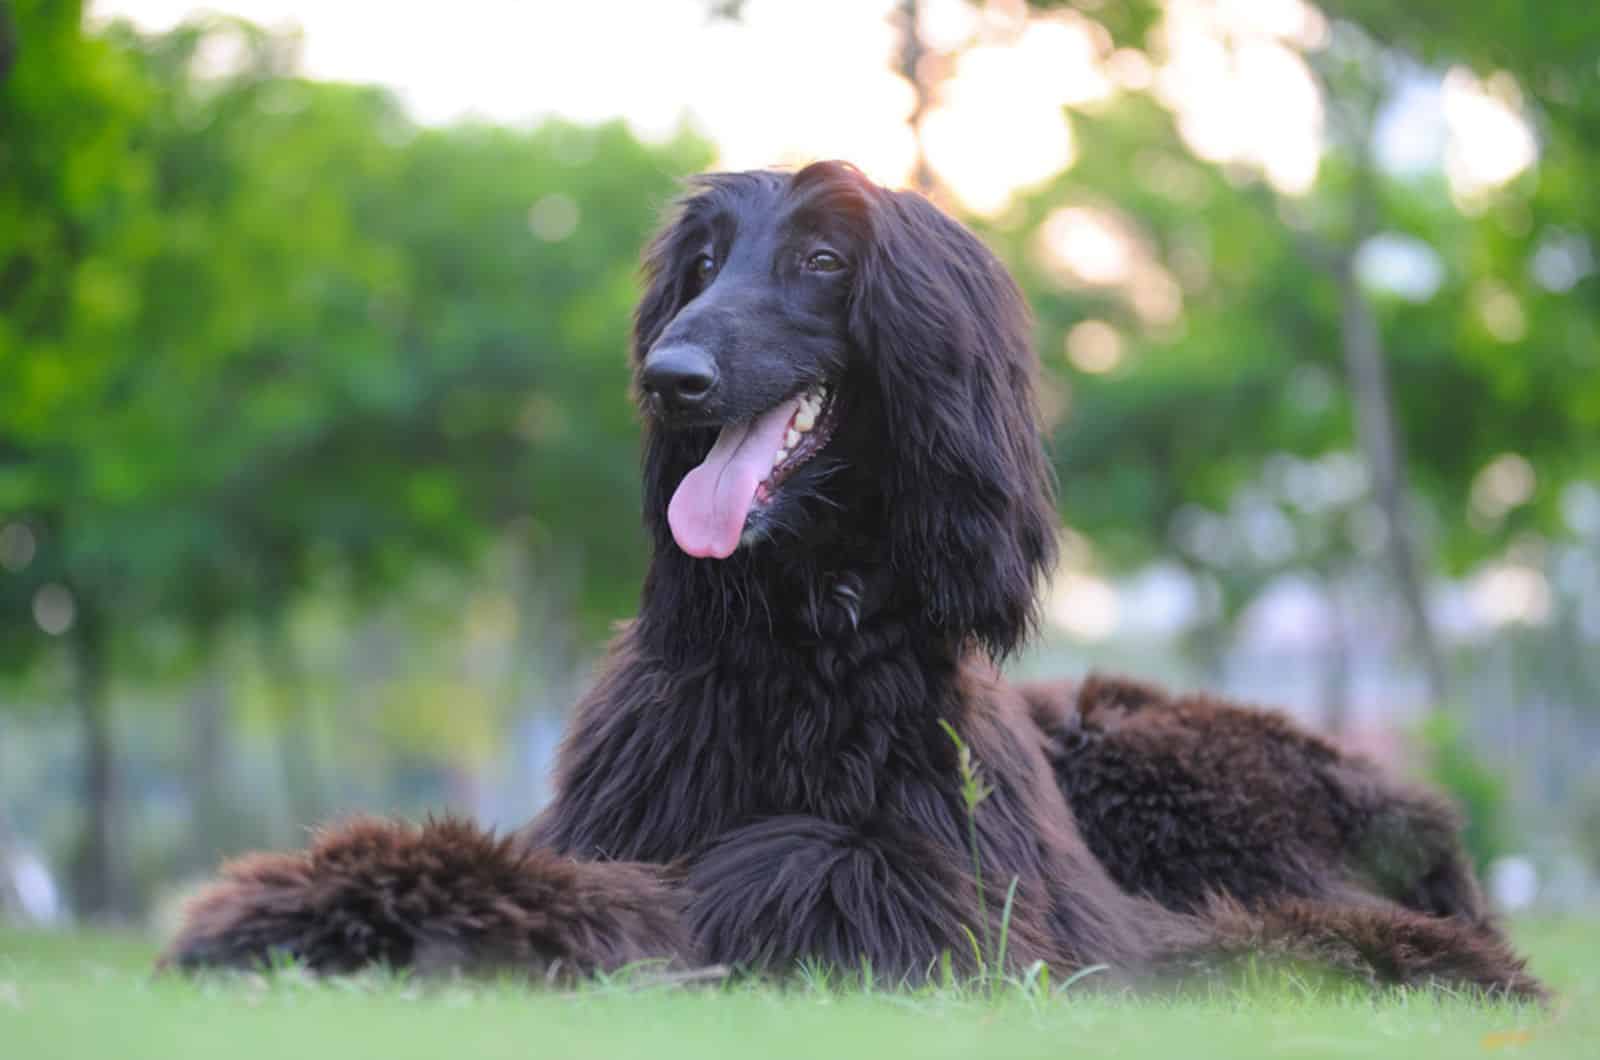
left=632, top=192, right=711, bottom=551
left=851, top=188, right=1057, bottom=658
left=632, top=201, right=700, bottom=366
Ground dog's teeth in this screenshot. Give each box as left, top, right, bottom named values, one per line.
left=795, top=406, right=817, bottom=431
left=773, top=447, right=789, bottom=467
left=785, top=427, right=800, bottom=448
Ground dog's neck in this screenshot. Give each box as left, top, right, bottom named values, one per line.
left=635, top=539, right=965, bottom=668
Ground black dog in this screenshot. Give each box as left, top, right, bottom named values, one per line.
left=164, top=163, right=1541, bottom=998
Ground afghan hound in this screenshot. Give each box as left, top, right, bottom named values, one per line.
left=164, top=162, right=1541, bottom=999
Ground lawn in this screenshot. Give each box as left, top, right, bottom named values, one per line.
left=1, top=920, right=1595, bottom=1059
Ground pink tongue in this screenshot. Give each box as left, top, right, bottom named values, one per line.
left=667, top=397, right=801, bottom=558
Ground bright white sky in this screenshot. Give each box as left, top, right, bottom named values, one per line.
left=91, top=0, right=1535, bottom=218
left=93, top=1, right=930, bottom=184
left=95, top=0, right=1476, bottom=217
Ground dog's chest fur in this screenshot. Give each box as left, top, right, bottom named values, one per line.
left=531, top=570, right=972, bottom=863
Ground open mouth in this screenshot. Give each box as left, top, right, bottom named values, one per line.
left=755, top=383, right=837, bottom=503
left=666, top=382, right=839, bottom=559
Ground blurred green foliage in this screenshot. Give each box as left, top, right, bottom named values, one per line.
left=2, top=2, right=710, bottom=669
left=1575, top=783, right=1600, bottom=877
left=1004, top=14, right=1600, bottom=582
left=1417, top=712, right=1508, bottom=871
left=989, top=2, right=1600, bottom=714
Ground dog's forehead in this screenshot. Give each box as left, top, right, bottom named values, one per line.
left=786, top=166, right=871, bottom=233
left=687, top=168, right=867, bottom=247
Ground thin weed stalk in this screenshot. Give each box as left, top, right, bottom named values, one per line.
left=940, top=719, right=1024, bottom=995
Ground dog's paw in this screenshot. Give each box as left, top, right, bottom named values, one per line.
left=158, top=849, right=327, bottom=972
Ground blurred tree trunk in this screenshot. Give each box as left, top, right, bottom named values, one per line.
left=258, top=609, right=325, bottom=840
left=0, top=0, right=16, bottom=84
left=68, top=594, right=126, bottom=919
left=1318, top=571, right=1354, bottom=734
left=502, top=529, right=585, bottom=814
left=1332, top=233, right=1448, bottom=709
left=897, top=0, right=934, bottom=194
left=1297, top=50, right=1449, bottom=710
left=183, top=655, right=232, bottom=872
left=1184, top=611, right=1230, bottom=688
left=489, top=525, right=592, bottom=819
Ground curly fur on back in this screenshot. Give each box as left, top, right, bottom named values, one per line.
left=164, top=163, right=1542, bottom=1001
left=1025, top=675, right=1492, bottom=922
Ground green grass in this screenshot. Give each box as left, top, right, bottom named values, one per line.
left=1, top=920, right=1595, bottom=1059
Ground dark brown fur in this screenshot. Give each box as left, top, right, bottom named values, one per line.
left=1191, top=896, right=1543, bottom=997
left=163, top=164, right=1542, bottom=1001
left=1024, top=675, right=1493, bottom=924
left=161, top=818, right=689, bottom=980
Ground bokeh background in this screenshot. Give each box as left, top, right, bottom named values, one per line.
left=3, top=0, right=1599, bottom=929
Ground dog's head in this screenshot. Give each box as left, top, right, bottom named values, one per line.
left=633, top=162, right=1056, bottom=656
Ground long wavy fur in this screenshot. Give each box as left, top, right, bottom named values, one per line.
left=164, top=163, right=1542, bottom=1001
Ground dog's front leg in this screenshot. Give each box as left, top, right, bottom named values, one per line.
left=161, top=816, right=693, bottom=980
left=683, top=814, right=1035, bottom=982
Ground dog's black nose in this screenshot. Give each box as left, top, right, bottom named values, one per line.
left=641, top=344, right=718, bottom=412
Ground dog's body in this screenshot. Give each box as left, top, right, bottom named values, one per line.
left=165, top=164, right=1540, bottom=997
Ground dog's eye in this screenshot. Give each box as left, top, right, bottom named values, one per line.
left=804, top=250, right=846, bottom=274
left=693, top=254, right=716, bottom=281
